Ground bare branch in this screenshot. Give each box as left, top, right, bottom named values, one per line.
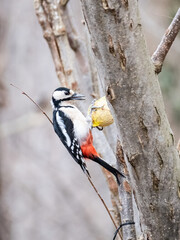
left=34, top=0, right=67, bottom=85
left=116, top=140, right=136, bottom=239
left=10, top=83, right=52, bottom=124
left=152, top=8, right=180, bottom=74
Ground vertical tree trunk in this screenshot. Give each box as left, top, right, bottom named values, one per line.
left=34, top=1, right=126, bottom=239
left=81, top=0, right=180, bottom=239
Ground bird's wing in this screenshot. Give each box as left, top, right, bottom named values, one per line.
left=53, top=109, right=90, bottom=177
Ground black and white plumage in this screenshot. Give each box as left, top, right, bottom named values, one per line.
left=52, top=87, right=90, bottom=177
left=51, top=87, right=125, bottom=184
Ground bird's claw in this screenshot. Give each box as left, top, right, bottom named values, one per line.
left=96, top=126, right=103, bottom=131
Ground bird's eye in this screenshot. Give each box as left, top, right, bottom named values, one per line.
left=65, top=91, right=70, bottom=95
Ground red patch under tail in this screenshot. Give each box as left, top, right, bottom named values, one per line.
left=81, top=131, right=99, bottom=159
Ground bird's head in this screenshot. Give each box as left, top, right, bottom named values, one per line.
left=51, top=87, right=85, bottom=108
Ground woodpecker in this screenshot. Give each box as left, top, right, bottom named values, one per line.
left=51, top=87, right=125, bottom=184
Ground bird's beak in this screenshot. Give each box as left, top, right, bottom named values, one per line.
left=71, top=93, right=85, bottom=100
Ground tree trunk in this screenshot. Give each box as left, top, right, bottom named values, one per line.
left=81, top=0, right=180, bottom=239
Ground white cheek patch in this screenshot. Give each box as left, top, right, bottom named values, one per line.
left=53, top=91, right=64, bottom=100
left=56, top=112, right=71, bottom=147
left=53, top=90, right=75, bottom=101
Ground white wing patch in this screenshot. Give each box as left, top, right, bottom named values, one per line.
left=56, top=112, right=71, bottom=147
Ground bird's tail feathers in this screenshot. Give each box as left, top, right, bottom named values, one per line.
left=91, top=156, right=125, bottom=185
left=81, top=162, right=91, bottom=178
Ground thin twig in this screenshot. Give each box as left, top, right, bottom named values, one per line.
left=102, top=168, right=122, bottom=226
left=10, top=84, right=52, bottom=124
left=88, top=177, right=116, bottom=227
left=88, top=177, right=123, bottom=240
left=151, top=8, right=180, bottom=74
left=11, top=83, right=122, bottom=240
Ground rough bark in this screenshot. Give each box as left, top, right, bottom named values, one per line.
left=81, top=1, right=180, bottom=239
left=116, top=140, right=136, bottom=239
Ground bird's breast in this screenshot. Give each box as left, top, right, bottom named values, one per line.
left=61, top=106, right=90, bottom=144
left=73, top=118, right=89, bottom=144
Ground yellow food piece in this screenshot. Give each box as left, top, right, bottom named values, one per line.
left=88, top=96, right=114, bottom=127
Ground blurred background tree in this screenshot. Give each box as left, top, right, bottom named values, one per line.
left=0, top=0, right=179, bottom=240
